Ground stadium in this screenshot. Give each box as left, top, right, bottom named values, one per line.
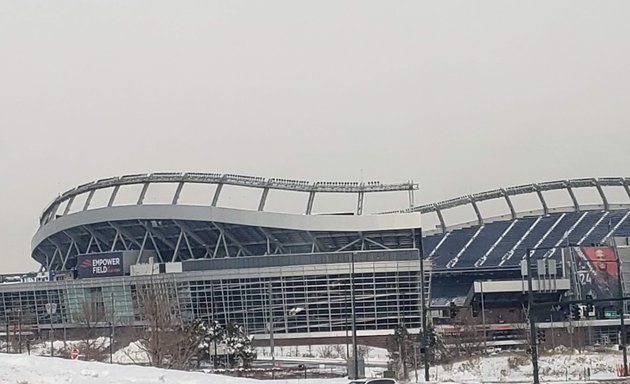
left=3, top=173, right=630, bottom=349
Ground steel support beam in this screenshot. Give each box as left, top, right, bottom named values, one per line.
left=135, top=230, right=149, bottom=264
left=364, top=237, right=390, bottom=250
left=305, top=231, right=325, bottom=252
left=258, top=227, right=287, bottom=254
left=534, top=184, right=548, bottom=215
left=107, top=222, right=143, bottom=249
left=147, top=231, right=164, bottom=262
left=500, top=188, right=516, bottom=220
left=47, top=238, right=67, bottom=270
left=82, top=225, right=112, bottom=251
left=566, top=184, right=580, bottom=212
left=334, top=238, right=361, bottom=253
left=82, top=190, right=95, bottom=211
left=46, top=247, right=61, bottom=271
left=171, top=231, right=184, bottom=262
left=173, top=221, right=211, bottom=257
left=258, top=187, right=270, bottom=211
left=470, top=197, right=483, bottom=226
left=212, top=232, right=223, bottom=258
left=61, top=229, right=89, bottom=254
left=172, top=182, right=185, bottom=205
left=212, top=183, right=223, bottom=206
left=623, top=179, right=630, bottom=200
left=110, top=232, right=120, bottom=251
left=593, top=179, right=609, bottom=211
left=435, top=206, right=446, bottom=233
left=144, top=225, right=178, bottom=250
left=305, top=191, right=316, bottom=215
left=356, top=191, right=365, bottom=215
left=137, top=183, right=150, bottom=205
left=63, top=196, right=75, bottom=215
left=182, top=231, right=195, bottom=259
left=108, top=185, right=120, bottom=207
left=211, top=222, right=252, bottom=256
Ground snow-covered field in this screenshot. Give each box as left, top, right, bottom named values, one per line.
left=0, top=351, right=628, bottom=383
left=0, top=353, right=348, bottom=384
left=423, top=352, right=624, bottom=383
left=4, top=340, right=630, bottom=383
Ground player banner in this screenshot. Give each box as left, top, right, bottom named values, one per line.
left=572, top=246, right=620, bottom=303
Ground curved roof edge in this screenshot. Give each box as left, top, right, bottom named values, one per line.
left=384, top=177, right=630, bottom=231
left=407, top=177, right=630, bottom=214
left=32, top=204, right=422, bottom=251
left=40, top=172, right=418, bottom=224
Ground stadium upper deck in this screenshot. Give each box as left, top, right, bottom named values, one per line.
left=32, top=174, right=630, bottom=274
left=31, top=172, right=422, bottom=272
left=418, top=177, right=630, bottom=270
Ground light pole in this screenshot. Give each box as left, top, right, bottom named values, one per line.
left=45, top=298, right=57, bottom=357
left=330, top=280, right=350, bottom=360
left=350, top=251, right=359, bottom=380
left=109, top=293, right=115, bottom=364
left=345, top=284, right=349, bottom=360
left=267, top=282, right=275, bottom=378
left=210, top=281, right=218, bottom=370
left=525, top=248, right=541, bottom=384
left=612, top=241, right=628, bottom=376
left=480, top=280, right=487, bottom=351
left=418, top=248, right=429, bottom=382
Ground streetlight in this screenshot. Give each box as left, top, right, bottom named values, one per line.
left=615, top=250, right=629, bottom=377
left=44, top=299, right=57, bottom=357
left=418, top=248, right=429, bottom=383
left=350, top=251, right=359, bottom=380
left=267, top=282, right=276, bottom=378
left=330, top=279, right=350, bottom=360
left=109, top=292, right=115, bottom=364
left=524, top=247, right=541, bottom=384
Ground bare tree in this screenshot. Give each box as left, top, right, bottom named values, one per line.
left=317, top=345, right=336, bottom=358
left=74, top=300, right=108, bottom=360
left=333, top=344, right=347, bottom=360
left=453, top=311, right=485, bottom=358
left=133, top=276, right=204, bottom=369
left=386, top=324, right=416, bottom=380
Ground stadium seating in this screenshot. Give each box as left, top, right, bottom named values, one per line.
left=424, top=209, right=630, bottom=269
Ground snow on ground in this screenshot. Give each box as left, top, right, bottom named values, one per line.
left=5, top=340, right=630, bottom=383
left=26, top=337, right=111, bottom=357
left=1, top=349, right=629, bottom=383
left=0, top=353, right=349, bottom=384
left=420, top=351, right=625, bottom=383
left=112, top=340, right=149, bottom=364
left=256, top=345, right=389, bottom=362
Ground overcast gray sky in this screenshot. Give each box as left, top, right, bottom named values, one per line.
left=1, top=1, right=629, bottom=273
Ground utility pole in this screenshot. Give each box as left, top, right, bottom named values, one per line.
left=345, top=282, right=350, bottom=360
left=109, top=292, right=114, bottom=364
left=526, top=248, right=540, bottom=384
left=210, top=281, right=217, bottom=370
left=613, top=239, right=628, bottom=376
left=480, top=280, right=487, bottom=351
left=268, top=282, right=275, bottom=378
left=418, top=249, right=429, bottom=382
left=351, top=251, right=359, bottom=380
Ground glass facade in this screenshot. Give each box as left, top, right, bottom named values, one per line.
left=0, top=251, right=424, bottom=337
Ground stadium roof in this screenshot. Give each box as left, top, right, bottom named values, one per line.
left=32, top=172, right=422, bottom=271
left=32, top=173, right=630, bottom=272
left=393, top=177, right=630, bottom=231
